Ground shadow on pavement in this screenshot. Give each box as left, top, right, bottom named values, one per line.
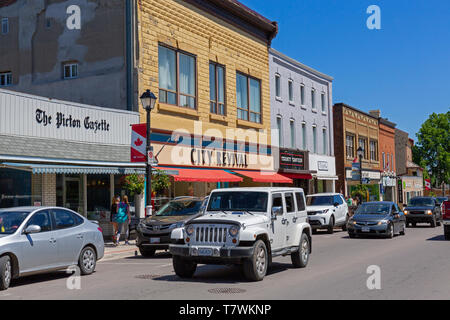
left=10, top=270, right=96, bottom=289
left=125, top=251, right=172, bottom=260
left=426, top=235, right=447, bottom=241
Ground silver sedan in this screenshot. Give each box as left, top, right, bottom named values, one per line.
left=0, top=206, right=104, bottom=290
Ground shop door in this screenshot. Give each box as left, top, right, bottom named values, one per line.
left=65, top=177, right=82, bottom=214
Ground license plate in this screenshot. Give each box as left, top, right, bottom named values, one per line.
left=150, top=238, right=160, bottom=244
left=198, top=248, right=213, bottom=256
left=361, top=227, right=370, bottom=233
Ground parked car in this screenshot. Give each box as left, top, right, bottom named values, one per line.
left=403, top=197, right=442, bottom=228
left=436, top=197, right=448, bottom=215
left=0, top=207, right=104, bottom=291
left=136, top=197, right=206, bottom=257
left=347, top=202, right=406, bottom=238
left=170, top=187, right=312, bottom=282
left=442, top=200, right=450, bottom=240
left=306, top=193, right=349, bottom=233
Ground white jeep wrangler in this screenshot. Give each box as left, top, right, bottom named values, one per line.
left=169, top=187, right=312, bottom=281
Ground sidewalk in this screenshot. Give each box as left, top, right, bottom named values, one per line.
left=102, top=240, right=140, bottom=260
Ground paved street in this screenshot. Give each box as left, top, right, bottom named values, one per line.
left=1, top=225, right=449, bottom=300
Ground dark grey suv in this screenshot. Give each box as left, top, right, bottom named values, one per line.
left=404, top=197, right=442, bottom=228
left=136, top=197, right=206, bottom=257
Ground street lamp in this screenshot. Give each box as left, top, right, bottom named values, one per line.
left=357, top=146, right=364, bottom=186
left=140, top=90, right=157, bottom=216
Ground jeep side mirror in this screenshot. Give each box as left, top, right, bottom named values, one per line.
left=271, top=206, right=282, bottom=220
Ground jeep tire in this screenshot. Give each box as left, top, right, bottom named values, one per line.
left=173, top=255, right=197, bottom=278
left=291, top=233, right=310, bottom=268
left=243, top=240, right=268, bottom=282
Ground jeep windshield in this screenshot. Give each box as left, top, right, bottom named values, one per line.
left=155, top=199, right=203, bottom=217
left=307, top=196, right=334, bottom=206
left=207, top=192, right=268, bottom=213
left=408, top=198, right=435, bottom=207
left=0, top=210, right=31, bottom=235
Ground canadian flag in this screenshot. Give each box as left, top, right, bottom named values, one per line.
left=131, top=124, right=147, bottom=163
left=425, top=179, right=431, bottom=191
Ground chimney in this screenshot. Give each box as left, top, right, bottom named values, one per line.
left=369, top=109, right=381, bottom=118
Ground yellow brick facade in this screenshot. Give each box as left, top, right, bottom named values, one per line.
left=136, top=0, right=272, bottom=146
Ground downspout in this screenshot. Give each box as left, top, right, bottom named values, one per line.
left=126, top=0, right=134, bottom=111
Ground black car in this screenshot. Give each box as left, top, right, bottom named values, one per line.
left=347, top=202, right=406, bottom=238
left=136, top=197, right=206, bottom=257
left=403, top=197, right=442, bottom=228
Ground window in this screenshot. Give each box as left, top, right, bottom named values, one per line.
left=346, top=133, right=355, bottom=158
left=285, top=193, right=295, bottom=213
left=275, top=74, right=281, bottom=98
left=391, top=154, right=394, bottom=171
left=311, top=89, right=316, bottom=110
left=302, top=122, right=307, bottom=150
left=322, top=128, right=327, bottom=155
left=370, top=140, right=378, bottom=161
left=333, top=195, right=344, bottom=205
left=52, top=209, right=76, bottom=230
left=272, top=193, right=284, bottom=213
left=300, top=84, right=305, bottom=106
left=0, top=72, right=12, bottom=86
left=295, top=192, right=306, bottom=211
left=290, top=119, right=295, bottom=149
left=358, top=136, right=368, bottom=159
left=321, top=93, right=326, bottom=112
left=159, top=44, right=196, bottom=109
left=276, top=116, right=283, bottom=147
left=236, top=72, right=262, bottom=123
left=27, top=210, right=52, bottom=232
left=1, top=18, right=8, bottom=34
left=288, top=79, right=294, bottom=103
left=209, top=62, right=225, bottom=115
left=312, top=126, right=317, bottom=153
left=63, top=63, right=78, bottom=79
left=382, top=152, right=386, bottom=169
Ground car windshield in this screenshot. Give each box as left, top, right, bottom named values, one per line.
left=307, top=196, right=334, bottom=206
left=155, top=199, right=203, bottom=217
left=408, top=198, right=434, bottom=207
left=0, top=211, right=31, bottom=234
left=355, top=203, right=391, bottom=215
left=207, top=192, right=268, bottom=213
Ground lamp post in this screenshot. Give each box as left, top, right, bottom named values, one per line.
left=140, top=90, right=157, bottom=216
left=357, top=146, right=364, bottom=186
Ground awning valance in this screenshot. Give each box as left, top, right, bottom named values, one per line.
left=157, top=167, right=243, bottom=183
left=1, top=163, right=146, bottom=175
left=280, top=173, right=313, bottom=180
left=233, top=170, right=293, bottom=184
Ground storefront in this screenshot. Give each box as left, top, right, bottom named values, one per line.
left=381, top=173, right=397, bottom=202
left=400, top=176, right=424, bottom=205
left=345, top=168, right=381, bottom=201
left=309, top=154, right=337, bottom=194
left=0, top=89, right=141, bottom=224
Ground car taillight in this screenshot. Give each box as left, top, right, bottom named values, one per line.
left=98, top=227, right=103, bottom=233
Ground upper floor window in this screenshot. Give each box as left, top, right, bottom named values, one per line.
left=290, top=119, right=296, bottom=149
left=300, top=84, right=305, bottom=106
left=358, top=136, right=368, bottom=159
left=288, top=79, right=294, bottom=103
left=312, top=125, right=317, bottom=153
left=0, top=72, right=12, bottom=87
left=159, top=44, right=196, bottom=109
left=370, top=140, right=378, bottom=161
left=1, top=18, right=8, bottom=35
left=275, top=74, right=281, bottom=99
left=311, top=89, right=316, bottom=110
left=209, top=62, right=225, bottom=115
left=322, top=128, right=328, bottom=155
left=236, top=72, right=261, bottom=123
left=346, top=133, right=355, bottom=159
left=63, top=63, right=78, bottom=79
left=321, top=92, right=326, bottom=112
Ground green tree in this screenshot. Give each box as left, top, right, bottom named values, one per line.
left=413, top=111, right=450, bottom=188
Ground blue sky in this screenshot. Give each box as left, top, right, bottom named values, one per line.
left=240, top=0, right=450, bottom=140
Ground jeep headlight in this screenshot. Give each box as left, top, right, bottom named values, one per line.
left=229, top=225, right=239, bottom=237
left=185, top=225, right=195, bottom=236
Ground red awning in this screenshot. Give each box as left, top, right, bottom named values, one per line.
left=233, top=170, right=293, bottom=184
left=280, top=173, right=313, bottom=180
left=156, top=167, right=243, bottom=183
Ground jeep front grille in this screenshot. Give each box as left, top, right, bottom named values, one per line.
left=188, top=224, right=236, bottom=246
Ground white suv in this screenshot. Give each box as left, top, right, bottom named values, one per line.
left=306, top=193, right=349, bottom=234
left=169, top=187, right=312, bottom=281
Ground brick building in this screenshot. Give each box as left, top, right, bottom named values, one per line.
left=333, top=103, right=381, bottom=200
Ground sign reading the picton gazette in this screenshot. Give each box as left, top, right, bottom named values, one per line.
left=35, top=109, right=110, bottom=133
left=279, top=149, right=305, bottom=171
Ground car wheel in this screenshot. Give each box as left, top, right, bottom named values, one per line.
left=400, top=223, right=406, bottom=236
left=437, top=219, right=441, bottom=227
left=445, top=227, right=450, bottom=241
left=78, top=246, right=97, bottom=275
left=412, top=222, right=417, bottom=228
left=139, top=247, right=156, bottom=258
left=327, top=216, right=335, bottom=234
left=173, top=255, right=197, bottom=278
left=387, top=223, right=394, bottom=239
left=243, top=240, right=268, bottom=281
left=342, top=216, right=349, bottom=231
left=430, top=216, right=436, bottom=228
left=291, top=233, right=310, bottom=268
left=349, top=232, right=356, bottom=239
left=0, top=256, right=12, bottom=291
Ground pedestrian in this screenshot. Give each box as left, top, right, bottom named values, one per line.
left=110, top=196, right=120, bottom=245
left=114, top=195, right=131, bottom=246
